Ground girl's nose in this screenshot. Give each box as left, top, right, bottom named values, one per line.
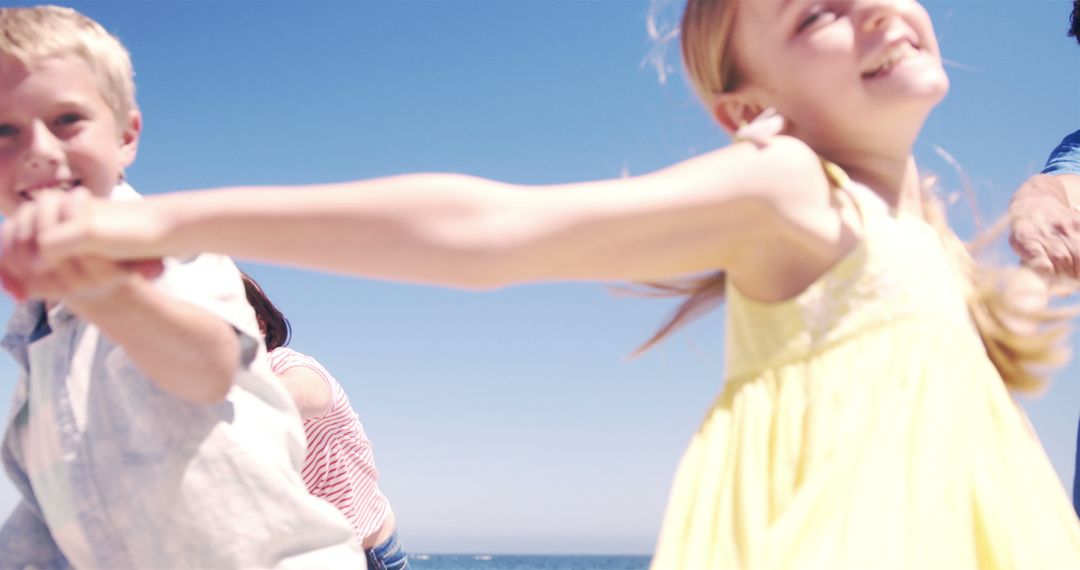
left=856, top=0, right=901, bottom=33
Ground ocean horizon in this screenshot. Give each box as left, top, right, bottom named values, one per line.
left=408, top=553, right=651, bottom=570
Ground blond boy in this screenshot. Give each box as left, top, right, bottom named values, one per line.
left=0, top=6, right=363, bottom=567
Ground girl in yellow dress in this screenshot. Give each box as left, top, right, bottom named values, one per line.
left=3, top=1, right=1079, bottom=567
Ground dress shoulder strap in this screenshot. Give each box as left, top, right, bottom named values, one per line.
left=731, top=110, right=880, bottom=228
left=819, top=157, right=881, bottom=233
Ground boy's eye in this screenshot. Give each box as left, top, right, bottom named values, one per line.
left=0, top=124, right=15, bottom=137
left=54, top=113, right=84, bottom=127
left=797, top=7, right=836, bottom=33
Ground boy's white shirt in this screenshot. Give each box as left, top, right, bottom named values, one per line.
left=0, top=183, right=364, bottom=569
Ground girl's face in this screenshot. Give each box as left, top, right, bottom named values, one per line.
left=728, top=0, right=948, bottom=154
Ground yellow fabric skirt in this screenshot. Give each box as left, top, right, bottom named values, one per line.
left=651, top=317, right=1080, bottom=569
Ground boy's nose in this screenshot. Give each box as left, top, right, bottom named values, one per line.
left=25, top=121, right=63, bottom=170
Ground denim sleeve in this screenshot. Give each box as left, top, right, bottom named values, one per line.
left=1042, top=130, right=1080, bottom=175
left=0, top=502, right=72, bottom=570
left=0, top=433, right=71, bottom=570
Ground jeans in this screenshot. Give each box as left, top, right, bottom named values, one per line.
left=366, top=529, right=410, bottom=570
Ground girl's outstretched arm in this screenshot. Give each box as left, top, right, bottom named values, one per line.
left=34, top=137, right=830, bottom=289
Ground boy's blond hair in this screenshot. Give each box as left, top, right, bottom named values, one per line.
left=0, top=5, right=136, bottom=121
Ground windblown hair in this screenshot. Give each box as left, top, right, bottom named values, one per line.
left=1070, top=0, right=1080, bottom=44
left=638, top=0, right=1073, bottom=392
left=241, top=272, right=292, bottom=351
left=0, top=5, right=136, bottom=121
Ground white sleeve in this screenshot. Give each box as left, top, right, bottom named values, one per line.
left=150, top=254, right=262, bottom=367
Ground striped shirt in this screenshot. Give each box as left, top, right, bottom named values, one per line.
left=269, top=347, right=390, bottom=541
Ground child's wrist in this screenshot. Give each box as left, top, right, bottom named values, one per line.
left=63, top=274, right=144, bottom=315
left=147, top=194, right=194, bottom=256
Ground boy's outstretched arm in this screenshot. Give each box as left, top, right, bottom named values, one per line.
left=28, top=137, right=833, bottom=289
left=63, top=274, right=241, bottom=404
left=0, top=197, right=240, bottom=404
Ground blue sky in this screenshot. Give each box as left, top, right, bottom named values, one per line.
left=0, top=0, right=1077, bottom=556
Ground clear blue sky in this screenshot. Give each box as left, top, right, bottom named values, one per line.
left=0, top=0, right=1077, bottom=556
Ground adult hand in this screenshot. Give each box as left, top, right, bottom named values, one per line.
left=1008, top=174, right=1080, bottom=286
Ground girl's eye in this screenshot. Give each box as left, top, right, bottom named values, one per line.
left=0, top=124, right=16, bottom=137
left=797, top=7, right=836, bottom=33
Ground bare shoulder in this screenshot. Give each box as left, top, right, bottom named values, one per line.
left=652, top=135, right=833, bottom=210
left=277, top=364, right=334, bottom=419
left=702, top=137, right=859, bottom=301
left=278, top=364, right=328, bottom=387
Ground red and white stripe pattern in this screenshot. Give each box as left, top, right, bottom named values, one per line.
left=269, top=347, right=389, bottom=541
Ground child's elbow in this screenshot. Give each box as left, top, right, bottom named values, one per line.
left=197, top=370, right=235, bottom=404
left=449, top=244, right=540, bottom=291
left=160, top=368, right=233, bottom=405
left=189, top=336, right=241, bottom=405
left=181, top=368, right=234, bottom=405
left=454, top=257, right=520, bottom=290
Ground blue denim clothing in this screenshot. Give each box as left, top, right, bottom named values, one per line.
left=1075, top=420, right=1080, bottom=516
left=1045, top=132, right=1080, bottom=515
left=0, top=184, right=364, bottom=569
left=1043, top=130, right=1080, bottom=175
left=366, top=530, right=411, bottom=570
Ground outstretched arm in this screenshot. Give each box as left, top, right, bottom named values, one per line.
left=64, top=275, right=242, bottom=405
left=31, top=136, right=830, bottom=288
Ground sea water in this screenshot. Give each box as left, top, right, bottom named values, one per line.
left=408, top=554, right=651, bottom=570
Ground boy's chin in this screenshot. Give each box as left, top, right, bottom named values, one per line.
left=75, top=182, right=119, bottom=200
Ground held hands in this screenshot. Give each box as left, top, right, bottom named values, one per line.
left=1008, top=174, right=1080, bottom=288
left=0, top=188, right=164, bottom=303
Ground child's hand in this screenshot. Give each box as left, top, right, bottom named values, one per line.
left=26, top=190, right=171, bottom=269
left=0, top=189, right=163, bottom=302
left=1009, top=174, right=1080, bottom=286
left=733, top=108, right=785, bottom=147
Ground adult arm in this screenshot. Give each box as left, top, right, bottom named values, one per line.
left=1009, top=173, right=1080, bottom=281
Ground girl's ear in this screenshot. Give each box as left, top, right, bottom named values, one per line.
left=712, top=90, right=766, bottom=134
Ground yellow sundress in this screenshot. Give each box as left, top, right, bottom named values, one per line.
left=651, top=172, right=1080, bottom=569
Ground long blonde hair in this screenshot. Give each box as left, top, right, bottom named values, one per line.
left=639, top=0, right=1072, bottom=392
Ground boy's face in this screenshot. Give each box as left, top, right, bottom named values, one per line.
left=0, top=54, right=140, bottom=217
